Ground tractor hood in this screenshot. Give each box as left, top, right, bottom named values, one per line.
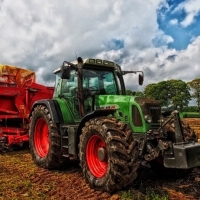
left=94, top=95, right=162, bottom=132
left=94, top=95, right=135, bottom=122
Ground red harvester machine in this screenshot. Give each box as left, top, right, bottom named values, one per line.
left=0, top=65, right=54, bottom=151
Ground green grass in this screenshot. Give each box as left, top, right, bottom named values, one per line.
left=120, top=188, right=170, bottom=200
left=180, top=112, right=200, bottom=118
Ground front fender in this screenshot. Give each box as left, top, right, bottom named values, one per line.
left=76, top=109, right=115, bottom=146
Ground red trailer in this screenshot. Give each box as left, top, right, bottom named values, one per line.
left=0, top=65, right=54, bottom=151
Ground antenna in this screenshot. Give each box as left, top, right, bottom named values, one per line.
left=75, top=52, right=77, bottom=60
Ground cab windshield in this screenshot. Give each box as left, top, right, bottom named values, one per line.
left=61, top=68, right=119, bottom=96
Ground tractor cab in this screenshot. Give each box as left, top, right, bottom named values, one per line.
left=54, top=58, right=122, bottom=118
left=53, top=57, right=143, bottom=119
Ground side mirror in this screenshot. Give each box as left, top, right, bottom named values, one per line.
left=139, top=74, right=143, bottom=85
left=61, top=62, right=70, bottom=79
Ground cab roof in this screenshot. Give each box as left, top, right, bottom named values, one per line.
left=53, top=58, right=116, bottom=74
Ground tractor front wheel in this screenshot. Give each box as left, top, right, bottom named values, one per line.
left=79, top=117, right=139, bottom=193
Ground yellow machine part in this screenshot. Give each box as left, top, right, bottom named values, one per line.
left=0, top=64, right=35, bottom=86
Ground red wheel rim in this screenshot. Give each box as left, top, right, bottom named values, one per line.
left=86, top=135, right=108, bottom=178
left=34, top=118, right=49, bottom=158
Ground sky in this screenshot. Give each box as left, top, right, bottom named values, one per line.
left=0, top=0, right=200, bottom=93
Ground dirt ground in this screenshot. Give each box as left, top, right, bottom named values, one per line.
left=0, top=149, right=200, bottom=200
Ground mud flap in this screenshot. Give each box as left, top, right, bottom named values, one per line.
left=164, top=142, right=200, bottom=168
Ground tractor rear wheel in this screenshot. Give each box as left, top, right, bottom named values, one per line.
left=29, top=105, right=67, bottom=169
left=79, top=117, right=139, bottom=193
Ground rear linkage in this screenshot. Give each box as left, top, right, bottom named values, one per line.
left=139, top=110, right=196, bottom=162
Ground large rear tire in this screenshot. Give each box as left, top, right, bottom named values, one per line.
left=79, top=117, right=139, bottom=193
left=29, top=105, right=67, bottom=169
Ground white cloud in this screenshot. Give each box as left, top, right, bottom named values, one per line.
left=169, top=18, right=178, bottom=26
left=127, top=36, right=200, bottom=91
left=0, top=0, right=163, bottom=84
left=153, top=30, right=174, bottom=46
left=0, top=0, right=200, bottom=93
left=173, top=0, right=200, bottom=27
left=181, top=13, right=196, bottom=27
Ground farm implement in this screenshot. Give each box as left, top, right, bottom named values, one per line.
left=0, top=65, right=54, bottom=151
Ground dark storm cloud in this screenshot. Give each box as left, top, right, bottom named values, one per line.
left=144, top=67, right=155, bottom=78
left=42, top=70, right=55, bottom=83
left=167, top=54, right=177, bottom=61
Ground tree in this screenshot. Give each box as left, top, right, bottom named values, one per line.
left=144, top=80, right=191, bottom=111
left=144, top=81, right=171, bottom=107
left=126, top=89, right=134, bottom=95
left=125, top=90, right=144, bottom=97
left=165, top=80, right=191, bottom=112
left=143, top=83, right=158, bottom=99
left=135, top=91, right=144, bottom=97
left=188, top=78, right=200, bottom=113
left=157, top=81, right=171, bottom=107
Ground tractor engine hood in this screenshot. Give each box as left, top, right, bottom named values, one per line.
left=94, top=95, right=162, bottom=125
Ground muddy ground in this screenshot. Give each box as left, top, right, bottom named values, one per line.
left=0, top=150, right=200, bottom=200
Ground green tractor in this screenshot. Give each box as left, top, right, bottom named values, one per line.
left=29, top=57, right=200, bottom=193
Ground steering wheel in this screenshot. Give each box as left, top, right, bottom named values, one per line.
left=83, top=87, right=99, bottom=99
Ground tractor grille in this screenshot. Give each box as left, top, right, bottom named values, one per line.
left=135, top=97, right=161, bottom=123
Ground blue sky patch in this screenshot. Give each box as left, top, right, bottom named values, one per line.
left=104, top=38, right=124, bottom=50
left=156, top=0, right=200, bottom=50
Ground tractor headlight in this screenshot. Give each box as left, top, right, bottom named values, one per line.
left=145, top=115, right=152, bottom=123
left=158, top=115, right=165, bottom=123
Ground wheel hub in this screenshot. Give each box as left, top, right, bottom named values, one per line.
left=86, top=134, right=108, bottom=178
left=97, top=147, right=106, bottom=161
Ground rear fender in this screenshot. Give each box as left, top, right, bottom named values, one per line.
left=76, top=109, right=115, bottom=149
left=29, top=99, right=63, bottom=124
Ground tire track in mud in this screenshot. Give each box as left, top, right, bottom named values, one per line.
left=30, top=167, right=112, bottom=200
left=133, top=166, right=200, bottom=200
left=1, top=150, right=200, bottom=200
left=0, top=150, right=112, bottom=200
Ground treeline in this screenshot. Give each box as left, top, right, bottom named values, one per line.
left=127, top=78, right=200, bottom=112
